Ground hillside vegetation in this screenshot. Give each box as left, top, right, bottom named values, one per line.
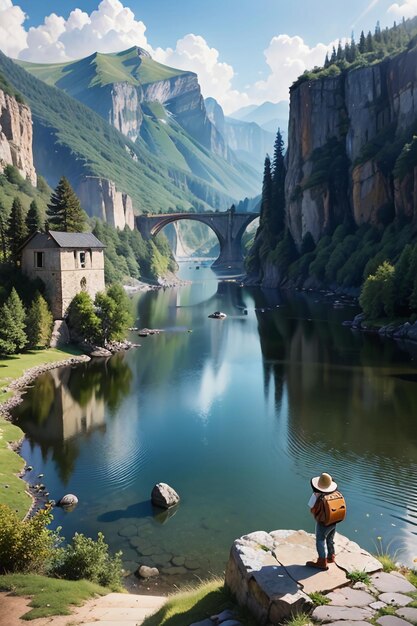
left=0, top=52, right=257, bottom=216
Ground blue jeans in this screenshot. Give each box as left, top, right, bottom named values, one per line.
left=316, top=522, right=336, bottom=559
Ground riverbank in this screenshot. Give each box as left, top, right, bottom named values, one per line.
left=0, top=347, right=90, bottom=517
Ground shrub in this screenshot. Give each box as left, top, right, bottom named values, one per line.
left=0, top=504, right=59, bottom=574
left=53, top=532, right=123, bottom=591
left=359, top=261, right=396, bottom=319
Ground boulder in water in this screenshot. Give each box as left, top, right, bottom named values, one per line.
left=57, top=494, right=78, bottom=509
left=151, top=482, right=180, bottom=509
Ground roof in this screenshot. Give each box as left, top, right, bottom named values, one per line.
left=48, top=231, right=105, bottom=249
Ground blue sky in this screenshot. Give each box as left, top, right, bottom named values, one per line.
left=1, top=0, right=415, bottom=112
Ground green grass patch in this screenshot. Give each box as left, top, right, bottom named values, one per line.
left=142, top=578, right=257, bottom=626
left=373, top=537, right=399, bottom=572
left=285, top=612, right=313, bottom=626
left=308, top=591, right=330, bottom=606
left=346, top=570, right=371, bottom=585
left=0, top=346, right=83, bottom=516
left=0, top=573, right=109, bottom=620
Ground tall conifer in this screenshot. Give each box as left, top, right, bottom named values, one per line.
left=7, top=197, right=28, bottom=263
left=26, top=200, right=44, bottom=234
left=271, top=129, right=286, bottom=239
left=47, top=177, right=88, bottom=232
left=0, top=288, right=27, bottom=355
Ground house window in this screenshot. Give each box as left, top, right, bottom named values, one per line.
left=79, top=251, right=86, bottom=268
left=34, top=251, right=44, bottom=268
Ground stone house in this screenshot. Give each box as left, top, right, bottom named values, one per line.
left=21, top=230, right=105, bottom=320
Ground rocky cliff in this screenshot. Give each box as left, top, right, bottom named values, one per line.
left=206, top=97, right=275, bottom=172
left=77, top=177, right=134, bottom=230
left=0, top=88, right=36, bottom=185
left=286, top=44, right=417, bottom=247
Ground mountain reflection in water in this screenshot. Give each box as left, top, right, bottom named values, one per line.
left=13, top=265, right=417, bottom=589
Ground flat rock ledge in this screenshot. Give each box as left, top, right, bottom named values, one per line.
left=225, top=529, right=383, bottom=625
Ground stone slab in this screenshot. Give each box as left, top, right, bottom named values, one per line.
left=326, top=587, right=375, bottom=607
left=273, top=544, right=349, bottom=593
left=312, top=605, right=375, bottom=622
left=325, top=622, right=371, bottom=626
left=377, top=617, right=414, bottom=626
left=397, top=608, right=417, bottom=624
left=335, top=550, right=382, bottom=574
left=379, top=593, right=413, bottom=606
left=371, top=572, right=416, bottom=594
left=252, top=552, right=302, bottom=597
left=371, top=601, right=388, bottom=609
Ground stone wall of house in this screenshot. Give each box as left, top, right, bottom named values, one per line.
left=21, top=243, right=105, bottom=319
left=60, top=249, right=105, bottom=318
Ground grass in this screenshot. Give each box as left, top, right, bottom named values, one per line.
left=373, top=537, right=399, bottom=572
left=285, top=612, right=313, bottom=626
left=0, top=346, right=83, bottom=516
left=141, top=578, right=257, bottom=626
left=308, top=591, right=330, bottom=606
left=0, top=573, right=109, bottom=620
left=346, top=570, right=371, bottom=585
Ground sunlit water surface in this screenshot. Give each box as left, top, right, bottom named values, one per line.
left=13, top=263, right=417, bottom=589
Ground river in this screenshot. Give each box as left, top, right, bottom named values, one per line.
left=13, top=262, right=417, bottom=590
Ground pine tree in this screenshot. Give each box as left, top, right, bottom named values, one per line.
left=336, top=41, right=344, bottom=61
left=0, top=288, right=27, bottom=355
left=26, top=200, right=44, bottom=234
left=374, top=20, right=382, bottom=43
left=6, top=197, right=28, bottom=264
left=271, top=129, right=286, bottom=239
left=259, top=155, right=273, bottom=232
left=47, top=177, right=88, bottom=232
left=366, top=31, right=374, bottom=52
left=324, top=53, right=330, bottom=68
left=350, top=35, right=358, bottom=62
left=0, top=210, right=7, bottom=262
left=359, top=31, right=366, bottom=54
left=26, top=293, right=53, bottom=349
left=330, top=47, right=337, bottom=64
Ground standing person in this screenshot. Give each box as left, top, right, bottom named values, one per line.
left=306, top=472, right=346, bottom=570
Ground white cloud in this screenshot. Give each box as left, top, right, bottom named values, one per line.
left=0, top=0, right=27, bottom=58
left=0, top=0, right=346, bottom=114
left=154, top=34, right=250, bottom=114
left=18, top=0, right=151, bottom=62
left=388, top=0, right=417, bottom=18
left=251, top=34, right=334, bottom=103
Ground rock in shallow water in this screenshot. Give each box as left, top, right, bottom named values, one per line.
left=136, top=565, right=159, bottom=579
left=151, top=482, right=180, bottom=509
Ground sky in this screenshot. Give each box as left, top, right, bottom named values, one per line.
left=0, top=0, right=416, bottom=113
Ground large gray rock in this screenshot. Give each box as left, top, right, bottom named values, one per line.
left=377, top=617, right=414, bottom=626
left=136, top=565, right=159, bottom=579
left=312, top=605, right=375, bottom=622
left=396, top=607, right=417, bottom=623
left=371, top=572, right=416, bottom=594
left=151, top=482, right=180, bottom=509
left=225, top=529, right=382, bottom=625
left=326, top=587, right=375, bottom=607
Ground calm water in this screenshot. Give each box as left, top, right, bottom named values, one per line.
left=14, top=263, right=417, bottom=588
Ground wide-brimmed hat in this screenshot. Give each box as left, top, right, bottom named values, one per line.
left=311, top=472, right=337, bottom=493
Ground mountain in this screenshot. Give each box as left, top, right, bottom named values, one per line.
left=231, top=101, right=289, bottom=134
left=16, top=47, right=260, bottom=218
left=205, top=97, right=275, bottom=173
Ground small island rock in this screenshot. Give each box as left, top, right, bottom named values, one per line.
left=151, top=482, right=180, bottom=509
left=57, top=494, right=78, bottom=508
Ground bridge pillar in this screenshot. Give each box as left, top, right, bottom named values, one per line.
left=211, top=210, right=245, bottom=272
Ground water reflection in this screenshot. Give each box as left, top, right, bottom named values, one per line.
left=12, top=267, right=417, bottom=585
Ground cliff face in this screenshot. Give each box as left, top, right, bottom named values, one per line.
left=0, top=89, right=36, bottom=185
left=206, top=97, right=275, bottom=172
left=76, top=177, right=134, bottom=230
left=286, top=45, right=417, bottom=247
left=110, top=82, right=143, bottom=142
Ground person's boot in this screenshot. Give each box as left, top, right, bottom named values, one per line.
left=305, top=557, right=328, bottom=570
left=327, top=554, right=336, bottom=564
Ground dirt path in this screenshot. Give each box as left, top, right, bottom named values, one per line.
left=0, top=591, right=166, bottom=626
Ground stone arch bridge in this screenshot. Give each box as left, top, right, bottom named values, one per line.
left=136, top=209, right=259, bottom=271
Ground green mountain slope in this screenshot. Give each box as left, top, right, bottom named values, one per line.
left=0, top=52, right=258, bottom=218
left=19, top=47, right=186, bottom=91
left=18, top=48, right=260, bottom=205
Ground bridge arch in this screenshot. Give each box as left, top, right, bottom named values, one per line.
left=136, top=210, right=259, bottom=271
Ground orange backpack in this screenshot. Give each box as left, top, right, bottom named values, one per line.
left=313, top=491, right=347, bottom=526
